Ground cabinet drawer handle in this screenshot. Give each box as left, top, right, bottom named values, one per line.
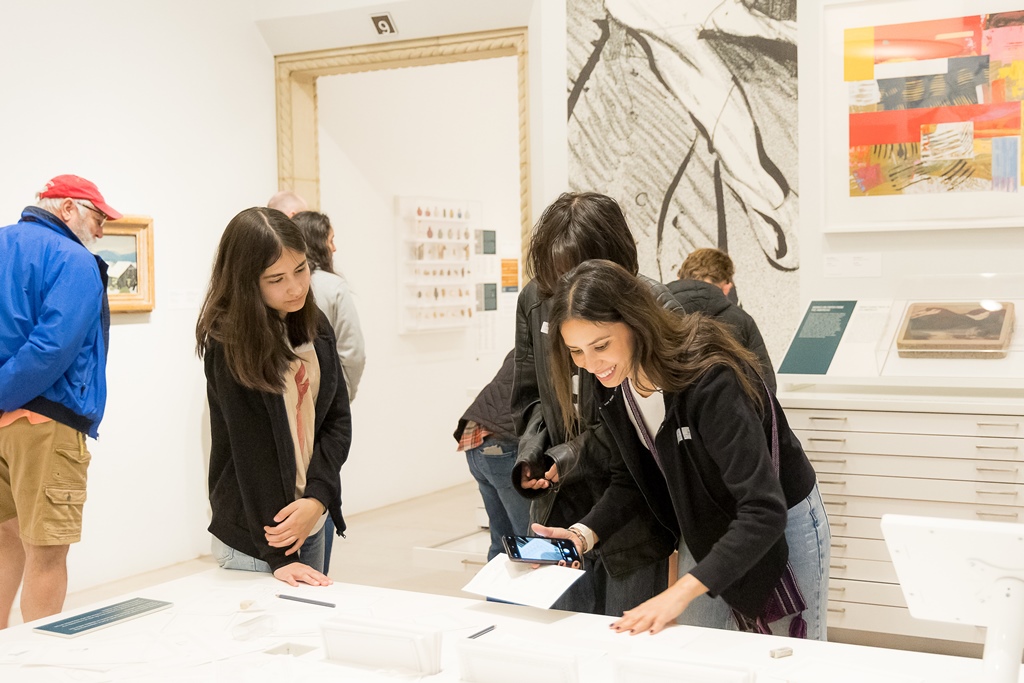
left=824, top=500, right=848, bottom=506
left=819, top=480, right=845, bottom=486
left=809, top=416, right=848, bottom=422
left=830, top=563, right=847, bottom=570
left=461, top=559, right=487, bottom=567
left=828, top=606, right=847, bottom=614
left=977, top=422, right=1020, bottom=428
left=808, top=437, right=847, bottom=443
left=830, top=520, right=848, bottom=528
left=829, top=586, right=846, bottom=593
left=810, top=457, right=848, bottom=464
left=975, top=445, right=1020, bottom=451
left=977, top=490, right=1018, bottom=497
left=976, top=466, right=1019, bottom=474
left=831, top=542, right=848, bottom=549
left=977, top=511, right=1019, bottom=519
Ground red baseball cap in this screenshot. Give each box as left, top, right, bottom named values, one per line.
left=38, top=175, right=123, bottom=221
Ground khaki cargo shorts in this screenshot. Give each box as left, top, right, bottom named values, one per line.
left=0, top=417, right=91, bottom=545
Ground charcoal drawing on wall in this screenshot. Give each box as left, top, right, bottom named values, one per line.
left=567, top=0, right=800, bottom=358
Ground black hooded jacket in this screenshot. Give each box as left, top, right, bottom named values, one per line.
left=665, top=279, right=776, bottom=392
left=509, top=276, right=683, bottom=577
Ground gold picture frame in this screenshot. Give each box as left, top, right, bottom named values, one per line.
left=895, top=301, right=1015, bottom=359
left=88, top=215, right=155, bottom=313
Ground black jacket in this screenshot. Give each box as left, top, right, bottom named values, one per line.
left=206, top=314, right=351, bottom=572
left=510, top=276, right=681, bottom=577
left=454, top=349, right=517, bottom=444
left=665, top=279, right=777, bottom=392
left=581, top=365, right=817, bottom=618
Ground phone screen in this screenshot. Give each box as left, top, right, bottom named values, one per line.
left=504, top=535, right=580, bottom=564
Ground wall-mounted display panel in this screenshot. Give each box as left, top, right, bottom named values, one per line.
left=803, top=0, right=1024, bottom=233
left=396, top=196, right=479, bottom=334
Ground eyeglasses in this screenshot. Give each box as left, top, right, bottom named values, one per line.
left=75, top=201, right=108, bottom=227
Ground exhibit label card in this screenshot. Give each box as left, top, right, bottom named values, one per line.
left=33, top=597, right=172, bottom=638
left=779, top=301, right=857, bottom=375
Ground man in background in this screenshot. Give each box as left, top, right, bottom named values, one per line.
left=268, top=190, right=308, bottom=218
left=0, top=175, right=121, bottom=627
left=667, top=247, right=777, bottom=392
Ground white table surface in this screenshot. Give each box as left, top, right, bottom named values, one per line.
left=0, top=568, right=1016, bottom=682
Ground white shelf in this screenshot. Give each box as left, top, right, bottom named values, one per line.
left=404, top=237, right=472, bottom=245
left=414, top=215, right=469, bottom=224
left=397, top=195, right=479, bottom=335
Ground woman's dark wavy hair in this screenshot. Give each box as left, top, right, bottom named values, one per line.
left=196, top=207, right=320, bottom=393
left=292, top=211, right=335, bottom=274
left=547, top=260, right=764, bottom=437
left=526, top=192, right=638, bottom=298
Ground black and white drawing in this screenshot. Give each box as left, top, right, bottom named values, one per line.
left=567, top=0, right=800, bottom=355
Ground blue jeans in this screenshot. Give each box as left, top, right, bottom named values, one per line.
left=465, top=436, right=530, bottom=561
left=676, top=484, right=831, bottom=640
left=211, top=525, right=327, bottom=574
left=552, top=551, right=669, bottom=617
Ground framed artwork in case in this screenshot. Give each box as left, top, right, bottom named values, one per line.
left=88, top=215, right=155, bottom=313
left=895, top=301, right=1015, bottom=358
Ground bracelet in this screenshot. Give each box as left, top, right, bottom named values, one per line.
left=567, top=525, right=588, bottom=554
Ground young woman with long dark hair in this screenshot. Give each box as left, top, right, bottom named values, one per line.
left=196, top=207, right=351, bottom=587
left=511, top=192, right=682, bottom=617
left=537, top=259, right=829, bottom=639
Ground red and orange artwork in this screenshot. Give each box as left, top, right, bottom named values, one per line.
left=845, top=11, right=1024, bottom=196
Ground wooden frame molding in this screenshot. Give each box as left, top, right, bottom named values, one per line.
left=90, top=215, right=155, bottom=313
left=274, top=28, right=532, bottom=250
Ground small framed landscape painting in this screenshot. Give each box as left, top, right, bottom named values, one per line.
left=88, top=215, right=155, bottom=313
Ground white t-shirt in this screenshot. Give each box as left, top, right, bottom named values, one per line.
left=624, top=379, right=666, bottom=445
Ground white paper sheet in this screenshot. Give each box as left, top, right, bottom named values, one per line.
left=461, top=554, right=586, bottom=609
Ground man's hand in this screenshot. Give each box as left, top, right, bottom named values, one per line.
left=265, top=498, right=324, bottom=555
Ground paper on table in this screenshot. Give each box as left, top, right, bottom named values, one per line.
left=461, top=553, right=586, bottom=608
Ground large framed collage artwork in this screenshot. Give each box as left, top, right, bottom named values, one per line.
left=806, top=0, right=1024, bottom=233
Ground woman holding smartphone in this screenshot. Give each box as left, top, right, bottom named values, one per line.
left=196, top=207, right=351, bottom=587
left=536, top=259, right=829, bottom=639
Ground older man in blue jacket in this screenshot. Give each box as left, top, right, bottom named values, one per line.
left=0, top=175, right=121, bottom=628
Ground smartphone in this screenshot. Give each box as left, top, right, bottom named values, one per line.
left=501, top=535, right=582, bottom=565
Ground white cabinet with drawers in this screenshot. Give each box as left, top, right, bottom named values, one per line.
left=779, top=386, right=1024, bottom=644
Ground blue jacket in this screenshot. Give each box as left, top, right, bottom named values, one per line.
left=0, top=207, right=110, bottom=437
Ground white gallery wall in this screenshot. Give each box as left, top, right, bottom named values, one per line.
left=0, top=1, right=279, bottom=592
left=0, top=0, right=567, bottom=595
left=316, top=58, right=522, bottom=511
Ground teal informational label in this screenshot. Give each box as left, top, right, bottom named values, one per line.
left=33, top=597, right=172, bottom=638
left=778, top=301, right=857, bottom=375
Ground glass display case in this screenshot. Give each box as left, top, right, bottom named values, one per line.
left=778, top=272, right=1024, bottom=389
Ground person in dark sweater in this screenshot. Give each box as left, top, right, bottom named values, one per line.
left=454, top=350, right=529, bottom=561
left=667, top=248, right=776, bottom=392
left=536, top=260, right=829, bottom=640
left=196, top=207, right=351, bottom=587
left=511, top=192, right=678, bottom=617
